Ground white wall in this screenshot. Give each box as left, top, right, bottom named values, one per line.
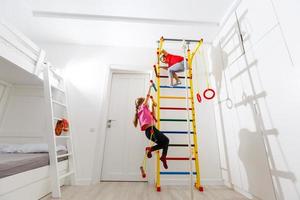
left=211, top=0, right=300, bottom=199
left=40, top=42, right=222, bottom=185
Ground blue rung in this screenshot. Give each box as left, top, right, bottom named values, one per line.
left=160, top=171, right=197, bottom=175
left=160, top=85, right=191, bottom=89
left=161, top=131, right=194, bottom=134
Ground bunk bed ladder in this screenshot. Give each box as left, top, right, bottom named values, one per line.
left=43, top=63, right=76, bottom=198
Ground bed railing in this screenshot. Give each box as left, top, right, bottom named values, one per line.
left=0, top=20, right=45, bottom=77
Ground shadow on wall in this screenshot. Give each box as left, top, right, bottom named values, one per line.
left=210, top=9, right=300, bottom=200
left=238, top=128, right=277, bottom=200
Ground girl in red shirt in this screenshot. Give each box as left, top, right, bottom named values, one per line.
left=160, top=50, right=187, bottom=86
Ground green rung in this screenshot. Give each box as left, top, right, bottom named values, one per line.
left=160, top=119, right=193, bottom=122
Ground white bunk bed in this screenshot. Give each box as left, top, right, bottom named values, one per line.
left=0, top=20, right=75, bottom=199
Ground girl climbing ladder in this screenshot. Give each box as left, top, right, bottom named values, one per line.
left=133, top=83, right=170, bottom=170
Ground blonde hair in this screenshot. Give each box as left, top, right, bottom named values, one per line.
left=133, top=97, right=145, bottom=127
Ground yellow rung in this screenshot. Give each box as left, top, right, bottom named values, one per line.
left=160, top=96, right=192, bottom=100
left=190, top=39, right=204, bottom=63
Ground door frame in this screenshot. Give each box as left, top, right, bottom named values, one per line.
left=92, top=65, right=153, bottom=183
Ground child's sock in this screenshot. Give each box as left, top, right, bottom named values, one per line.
left=160, top=155, right=168, bottom=169
left=146, top=147, right=152, bottom=158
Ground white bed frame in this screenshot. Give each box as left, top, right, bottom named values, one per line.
left=0, top=160, right=68, bottom=200
left=0, top=20, right=72, bottom=199
left=0, top=20, right=45, bottom=77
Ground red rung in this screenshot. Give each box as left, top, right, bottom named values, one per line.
left=160, top=107, right=192, bottom=110
left=166, top=157, right=195, bottom=161
left=153, top=65, right=158, bottom=77
left=159, top=75, right=192, bottom=79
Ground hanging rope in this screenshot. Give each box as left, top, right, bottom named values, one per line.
left=139, top=96, right=157, bottom=178
left=193, top=48, right=202, bottom=103
left=200, top=50, right=216, bottom=100
left=140, top=130, right=154, bottom=178
left=194, top=47, right=216, bottom=103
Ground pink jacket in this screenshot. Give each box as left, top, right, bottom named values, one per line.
left=138, top=104, right=154, bottom=131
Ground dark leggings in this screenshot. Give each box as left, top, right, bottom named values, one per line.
left=145, top=126, right=169, bottom=156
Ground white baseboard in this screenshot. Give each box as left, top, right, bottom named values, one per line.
left=223, top=180, right=233, bottom=188
left=233, top=185, right=255, bottom=199
left=76, top=179, right=92, bottom=185
left=160, top=178, right=224, bottom=186
left=78, top=178, right=224, bottom=186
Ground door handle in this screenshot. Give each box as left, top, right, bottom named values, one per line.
left=107, top=119, right=116, bottom=128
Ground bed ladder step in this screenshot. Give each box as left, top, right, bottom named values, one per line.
left=44, top=62, right=76, bottom=198
left=59, top=171, right=75, bottom=179
left=52, top=85, right=65, bottom=93
left=55, top=135, right=71, bottom=139
left=57, top=153, right=72, bottom=159
left=53, top=117, right=64, bottom=121
left=49, top=67, right=64, bottom=80
left=52, top=100, right=67, bottom=107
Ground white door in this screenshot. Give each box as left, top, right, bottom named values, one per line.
left=101, top=72, right=149, bottom=181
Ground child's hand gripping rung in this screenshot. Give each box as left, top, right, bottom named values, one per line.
left=150, top=96, right=157, bottom=107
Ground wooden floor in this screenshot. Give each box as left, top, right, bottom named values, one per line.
left=41, top=182, right=250, bottom=200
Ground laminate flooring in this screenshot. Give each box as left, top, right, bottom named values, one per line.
left=41, top=182, right=250, bottom=200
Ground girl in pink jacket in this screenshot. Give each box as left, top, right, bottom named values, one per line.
left=133, top=86, right=169, bottom=169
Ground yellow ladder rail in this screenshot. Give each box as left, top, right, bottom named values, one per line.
left=188, top=40, right=203, bottom=191
left=155, top=37, right=164, bottom=191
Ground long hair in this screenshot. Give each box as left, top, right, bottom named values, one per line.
left=133, top=97, right=145, bottom=127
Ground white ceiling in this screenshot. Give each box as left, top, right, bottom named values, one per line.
left=0, top=0, right=236, bottom=47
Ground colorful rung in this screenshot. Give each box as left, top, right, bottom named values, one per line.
left=159, top=75, right=192, bottom=79
left=160, top=107, right=192, bottom=110
left=168, top=144, right=195, bottom=147
left=160, top=172, right=197, bottom=175
left=160, top=85, right=191, bottom=89
left=161, top=131, right=194, bottom=134
left=160, top=119, right=193, bottom=122
left=160, top=96, right=192, bottom=100
left=166, top=157, right=195, bottom=160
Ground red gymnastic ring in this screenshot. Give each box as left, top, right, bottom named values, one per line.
left=203, top=88, right=216, bottom=100
left=196, top=93, right=202, bottom=103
